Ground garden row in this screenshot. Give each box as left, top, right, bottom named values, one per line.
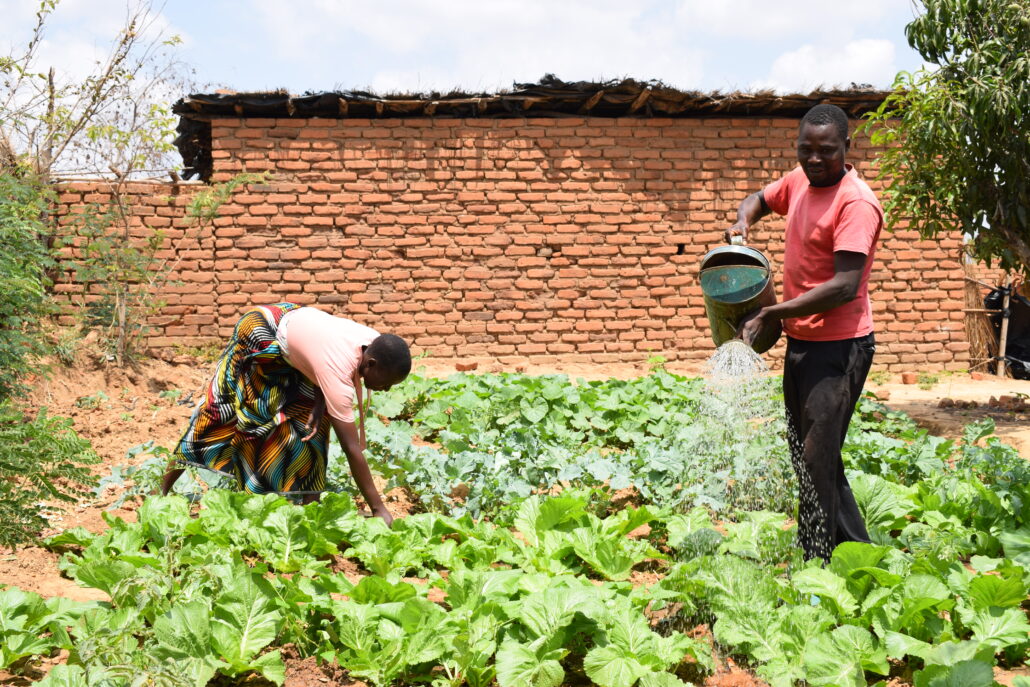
left=1, top=371, right=1029, bottom=686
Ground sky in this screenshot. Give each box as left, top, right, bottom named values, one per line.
left=1, top=0, right=927, bottom=98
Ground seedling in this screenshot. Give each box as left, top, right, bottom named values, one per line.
left=75, top=391, right=110, bottom=409
left=917, top=372, right=939, bottom=390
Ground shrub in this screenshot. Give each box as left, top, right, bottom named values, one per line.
left=0, top=401, right=99, bottom=550
left=0, top=172, right=57, bottom=400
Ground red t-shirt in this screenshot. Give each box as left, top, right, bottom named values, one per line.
left=762, top=165, right=883, bottom=341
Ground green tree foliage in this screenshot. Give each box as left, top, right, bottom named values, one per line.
left=863, top=0, right=1030, bottom=276
left=0, top=171, right=55, bottom=400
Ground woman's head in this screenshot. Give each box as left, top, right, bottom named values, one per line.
left=359, top=334, right=411, bottom=390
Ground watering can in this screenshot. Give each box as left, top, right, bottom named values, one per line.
left=699, top=238, right=781, bottom=354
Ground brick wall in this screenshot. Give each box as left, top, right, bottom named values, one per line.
left=54, top=115, right=978, bottom=371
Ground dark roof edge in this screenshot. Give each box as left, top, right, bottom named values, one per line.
left=173, top=76, right=890, bottom=180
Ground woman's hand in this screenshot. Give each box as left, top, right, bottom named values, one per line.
left=302, top=388, right=326, bottom=442
left=373, top=505, right=395, bottom=527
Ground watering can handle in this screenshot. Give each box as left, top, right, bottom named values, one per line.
left=730, top=235, right=746, bottom=246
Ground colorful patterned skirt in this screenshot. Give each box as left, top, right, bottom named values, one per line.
left=172, top=303, right=330, bottom=494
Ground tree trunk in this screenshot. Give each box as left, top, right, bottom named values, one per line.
left=996, top=224, right=1030, bottom=277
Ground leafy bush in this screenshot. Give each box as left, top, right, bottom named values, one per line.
left=0, top=172, right=57, bottom=401
left=0, top=401, right=99, bottom=550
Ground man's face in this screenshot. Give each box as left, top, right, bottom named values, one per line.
left=796, top=123, right=849, bottom=187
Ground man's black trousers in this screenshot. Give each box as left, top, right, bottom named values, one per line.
left=783, top=333, right=874, bottom=561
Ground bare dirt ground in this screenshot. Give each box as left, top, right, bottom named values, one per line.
left=2, top=355, right=1028, bottom=685
left=866, top=374, right=1030, bottom=457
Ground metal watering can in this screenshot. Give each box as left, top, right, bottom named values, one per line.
left=698, top=238, right=781, bottom=354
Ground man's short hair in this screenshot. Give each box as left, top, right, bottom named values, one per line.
left=367, top=333, right=411, bottom=378
left=800, top=104, right=850, bottom=142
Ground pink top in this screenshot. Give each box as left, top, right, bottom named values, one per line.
left=762, top=165, right=883, bottom=341
left=277, top=307, right=379, bottom=422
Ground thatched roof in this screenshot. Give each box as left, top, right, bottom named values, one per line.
left=173, top=76, right=890, bottom=181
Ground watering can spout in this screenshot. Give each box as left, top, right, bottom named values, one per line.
left=698, top=244, right=781, bottom=354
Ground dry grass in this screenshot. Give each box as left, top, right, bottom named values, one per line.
left=964, top=261, right=998, bottom=372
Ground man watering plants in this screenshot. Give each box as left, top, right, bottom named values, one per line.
left=724, top=104, right=882, bottom=561
left=161, top=304, right=411, bottom=525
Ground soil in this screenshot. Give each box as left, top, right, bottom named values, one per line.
left=866, top=374, right=1030, bottom=457
left=279, top=646, right=367, bottom=687
left=25, top=351, right=209, bottom=469
left=705, top=662, right=768, bottom=687
left=0, top=547, right=106, bottom=603
left=3, top=356, right=1029, bottom=687
left=996, top=667, right=1030, bottom=687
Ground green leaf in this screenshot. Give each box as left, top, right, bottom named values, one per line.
left=72, top=558, right=137, bottom=595
left=496, top=640, right=566, bottom=687
left=998, top=528, right=1030, bottom=568
left=519, top=586, right=603, bottom=637
left=153, top=600, right=213, bottom=658
left=829, top=541, right=891, bottom=577
left=513, top=494, right=587, bottom=545
left=0, top=631, right=54, bottom=668
left=913, top=660, right=996, bottom=687
left=210, top=572, right=281, bottom=665
left=571, top=529, right=650, bottom=581
left=883, top=630, right=933, bottom=661
left=603, top=505, right=658, bottom=538
left=446, top=569, right=522, bottom=610
left=43, top=527, right=97, bottom=551
left=254, top=505, right=312, bottom=571
left=967, top=573, right=1027, bottom=610
left=890, top=574, right=953, bottom=637
left=803, top=625, right=885, bottom=686
left=850, top=473, right=913, bottom=537
left=637, top=672, right=691, bottom=687
left=969, top=607, right=1030, bottom=649
left=250, top=649, right=287, bottom=685
left=31, top=665, right=87, bottom=687
left=520, top=398, right=549, bottom=423
left=138, top=494, right=192, bottom=542
left=348, top=576, right=418, bottom=605
left=583, top=645, right=649, bottom=687
left=791, top=567, right=858, bottom=618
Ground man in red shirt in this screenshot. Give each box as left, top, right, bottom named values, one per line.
left=726, top=103, right=883, bottom=561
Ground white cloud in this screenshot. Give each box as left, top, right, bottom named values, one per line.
left=676, top=0, right=899, bottom=40
left=0, top=0, right=187, bottom=85
left=754, top=38, right=897, bottom=92
left=4, top=0, right=921, bottom=97
left=251, top=0, right=704, bottom=92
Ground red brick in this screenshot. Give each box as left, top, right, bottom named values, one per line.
left=48, top=116, right=985, bottom=371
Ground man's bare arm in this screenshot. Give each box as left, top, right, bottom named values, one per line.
left=739, top=251, right=866, bottom=345
left=725, top=191, right=771, bottom=243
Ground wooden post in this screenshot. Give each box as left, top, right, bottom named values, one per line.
left=997, top=275, right=1012, bottom=378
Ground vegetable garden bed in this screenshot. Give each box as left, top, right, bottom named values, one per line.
left=1, top=371, right=1029, bottom=687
